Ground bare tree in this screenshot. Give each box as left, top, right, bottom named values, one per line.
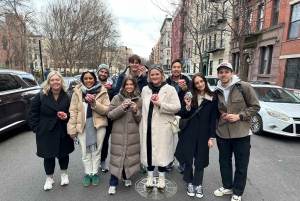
left=0, top=0, right=35, bottom=71
left=39, top=0, right=119, bottom=76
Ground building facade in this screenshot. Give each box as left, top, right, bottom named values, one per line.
left=159, top=16, right=172, bottom=71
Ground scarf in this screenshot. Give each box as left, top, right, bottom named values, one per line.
left=81, top=82, right=102, bottom=153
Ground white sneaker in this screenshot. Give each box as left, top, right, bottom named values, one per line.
left=108, top=186, right=117, bottom=195
left=44, top=178, right=54, bottom=191
left=146, top=175, right=154, bottom=188
left=122, top=179, right=132, bottom=187
left=195, top=185, right=203, bottom=198
left=214, top=187, right=233, bottom=196
left=101, top=161, right=109, bottom=172
left=231, top=195, right=242, bottom=201
left=61, top=173, right=69, bottom=186
left=157, top=175, right=165, bottom=189
left=187, top=184, right=195, bottom=197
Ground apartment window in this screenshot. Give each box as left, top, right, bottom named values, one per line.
left=35, top=54, right=37, bottom=59
left=209, top=36, right=212, bottom=49
left=267, top=46, right=273, bottom=74
left=284, top=58, right=300, bottom=89
left=223, top=1, right=228, bottom=18
left=14, top=57, right=19, bottom=66
left=247, top=10, right=253, bottom=33
left=219, top=59, right=223, bottom=64
left=289, top=3, right=300, bottom=39
left=213, top=34, right=217, bottom=49
left=168, top=41, right=170, bottom=47
left=167, top=50, right=170, bottom=56
left=2, top=36, right=7, bottom=50
left=188, top=48, right=191, bottom=58
left=232, top=53, right=240, bottom=73
left=209, top=61, right=213, bottom=75
left=272, top=0, right=280, bottom=26
left=257, top=5, right=264, bottom=30
left=221, top=31, right=225, bottom=48
left=260, top=47, right=268, bottom=74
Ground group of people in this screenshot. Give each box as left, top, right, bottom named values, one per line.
left=27, top=54, right=260, bottom=201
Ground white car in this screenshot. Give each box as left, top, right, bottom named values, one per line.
left=250, top=83, right=300, bottom=137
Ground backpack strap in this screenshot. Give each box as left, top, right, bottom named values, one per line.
left=235, top=83, right=249, bottom=107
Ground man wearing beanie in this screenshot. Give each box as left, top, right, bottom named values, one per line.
left=96, top=64, right=115, bottom=172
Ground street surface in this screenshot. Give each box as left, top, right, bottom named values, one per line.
left=0, top=127, right=300, bottom=201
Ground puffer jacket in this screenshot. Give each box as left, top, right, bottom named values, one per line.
left=107, top=91, right=142, bottom=180
left=67, top=84, right=110, bottom=135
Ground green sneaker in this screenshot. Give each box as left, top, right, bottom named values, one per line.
left=92, top=174, right=99, bottom=186
left=83, top=174, right=92, bottom=186
left=140, top=165, right=147, bottom=173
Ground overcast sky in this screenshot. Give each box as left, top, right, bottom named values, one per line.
left=32, top=0, right=174, bottom=59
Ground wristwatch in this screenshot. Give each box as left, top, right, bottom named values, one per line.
left=239, top=114, right=243, bottom=121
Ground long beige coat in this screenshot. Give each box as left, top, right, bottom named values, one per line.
left=107, top=92, right=142, bottom=180
left=140, top=84, right=180, bottom=167
left=67, top=84, right=110, bottom=135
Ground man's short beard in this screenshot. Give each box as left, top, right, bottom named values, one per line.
left=99, top=77, right=107, bottom=82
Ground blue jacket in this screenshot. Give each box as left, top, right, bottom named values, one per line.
left=114, top=66, right=149, bottom=95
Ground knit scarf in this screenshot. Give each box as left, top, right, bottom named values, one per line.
left=81, top=82, right=102, bottom=153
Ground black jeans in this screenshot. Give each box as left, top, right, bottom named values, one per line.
left=44, top=155, right=69, bottom=175
left=183, top=142, right=204, bottom=186
left=216, top=135, right=251, bottom=196
left=101, top=119, right=112, bottom=162
left=147, top=166, right=166, bottom=172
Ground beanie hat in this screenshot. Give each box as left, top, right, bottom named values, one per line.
left=96, top=64, right=110, bottom=75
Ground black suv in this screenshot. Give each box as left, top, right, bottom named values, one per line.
left=0, top=69, right=41, bottom=134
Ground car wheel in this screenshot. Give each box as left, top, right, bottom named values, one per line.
left=251, top=114, right=263, bottom=135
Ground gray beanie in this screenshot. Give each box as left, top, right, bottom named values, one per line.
left=96, top=64, right=110, bottom=75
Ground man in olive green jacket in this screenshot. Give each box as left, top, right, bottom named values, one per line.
left=213, top=62, right=260, bottom=201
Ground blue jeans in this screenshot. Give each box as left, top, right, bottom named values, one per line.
left=109, top=169, right=128, bottom=186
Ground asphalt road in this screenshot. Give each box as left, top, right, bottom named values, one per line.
left=0, top=127, right=300, bottom=201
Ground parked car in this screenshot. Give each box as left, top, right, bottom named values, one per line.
left=0, top=69, right=41, bottom=135
left=250, top=83, right=300, bottom=137
left=205, top=76, right=219, bottom=91
left=40, top=77, right=80, bottom=94
left=74, top=75, right=81, bottom=80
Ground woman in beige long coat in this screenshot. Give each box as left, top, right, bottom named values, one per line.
left=67, top=71, right=109, bottom=187
left=140, top=66, right=180, bottom=189
left=107, top=76, right=142, bottom=195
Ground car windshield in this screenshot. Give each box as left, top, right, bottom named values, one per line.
left=40, top=78, right=70, bottom=88
left=253, top=87, right=300, bottom=103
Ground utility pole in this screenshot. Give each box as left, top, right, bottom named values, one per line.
left=39, top=40, right=44, bottom=81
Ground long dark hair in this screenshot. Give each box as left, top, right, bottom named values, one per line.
left=190, top=72, right=215, bottom=107
left=121, top=75, right=139, bottom=98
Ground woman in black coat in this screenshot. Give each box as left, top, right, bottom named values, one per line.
left=28, top=71, right=74, bottom=191
left=175, top=72, right=217, bottom=198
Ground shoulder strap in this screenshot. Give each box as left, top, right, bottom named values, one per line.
left=187, top=105, right=203, bottom=120
left=235, top=83, right=249, bottom=107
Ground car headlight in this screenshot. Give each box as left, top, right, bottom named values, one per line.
left=266, top=109, right=289, bottom=121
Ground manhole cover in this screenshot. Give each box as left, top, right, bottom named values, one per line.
left=135, top=176, right=177, bottom=200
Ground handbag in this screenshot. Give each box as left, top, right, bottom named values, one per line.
left=160, top=113, right=181, bottom=134
left=179, top=105, right=203, bottom=130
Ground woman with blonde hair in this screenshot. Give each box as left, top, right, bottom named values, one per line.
left=28, top=71, right=74, bottom=191
left=67, top=70, right=110, bottom=187
left=139, top=66, right=180, bottom=188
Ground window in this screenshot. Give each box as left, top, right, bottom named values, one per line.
left=257, top=5, right=264, bottom=30
left=232, top=53, right=240, bottom=73
left=272, top=0, right=280, bottom=26
left=2, top=36, right=7, bottom=50
left=213, top=34, right=217, bottom=49
left=221, top=31, right=225, bottom=48
left=167, top=41, right=170, bottom=47
left=289, top=3, right=300, bottom=39
left=284, top=58, right=300, bottom=89
left=0, top=74, right=21, bottom=92
left=219, top=59, right=223, bottom=64
left=14, top=57, right=19, bottom=66
left=247, top=11, right=253, bottom=33
left=167, top=50, right=170, bottom=56
left=19, top=74, right=38, bottom=87
left=223, top=1, right=228, bottom=18
left=209, top=61, right=213, bottom=75
left=267, top=46, right=273, bottom=74
left=260, top=47, right=267, bottom=74
left=35, top=54, right=37, bottom=59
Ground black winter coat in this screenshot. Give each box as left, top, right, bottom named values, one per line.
left=28, top=90, right=74, bottom=158
left=175, top=97, right=218, bottom=169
